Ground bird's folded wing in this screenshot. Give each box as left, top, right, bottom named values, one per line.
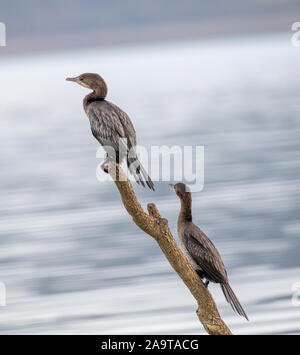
left=111, top=103, right=137, bottom=149
left=87, top=105, right=127, bottom=154
left=183, top=232, right=228, bottom=283
left=88, top=102, right=137, bottom=158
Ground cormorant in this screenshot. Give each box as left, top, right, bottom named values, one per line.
left=66, top=73, right=154, bottom=190
left=170, top=182, right=248, bottom=320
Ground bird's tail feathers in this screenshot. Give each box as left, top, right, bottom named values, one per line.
left=221, top=283, right=249, bottom=321
left=127, top=157, right=155, bottom=191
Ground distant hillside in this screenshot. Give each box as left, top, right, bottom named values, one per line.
left=1, top=0, right=300, bottom=37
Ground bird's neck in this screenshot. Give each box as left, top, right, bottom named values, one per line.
left=83, top=89, right=106, bottom=112
left=178, top=197, right=193, bottom=223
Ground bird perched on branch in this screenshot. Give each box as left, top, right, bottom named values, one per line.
left=170, top=182, right=248, bottom=320
left=66, top=73, right=154, bottom=190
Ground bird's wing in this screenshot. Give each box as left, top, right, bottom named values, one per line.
left=183, top=227, right=228, bottom=283
left=87, top=101, right=137, bottom=158
left=87, top=102, right=129, bottom=157
left=108, top=101, right=137, bottom=150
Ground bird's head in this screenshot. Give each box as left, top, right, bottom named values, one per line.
left=169, top=182, right=191, bottom=201
left=66, top=73, right=107, bottom=98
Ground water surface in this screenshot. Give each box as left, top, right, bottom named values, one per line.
left=0, top=33, right=300, bottom=334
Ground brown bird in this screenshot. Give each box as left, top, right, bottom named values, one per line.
left=170, top=182, right=248, bottom=320
left=66, top=73, right=154, bottom=190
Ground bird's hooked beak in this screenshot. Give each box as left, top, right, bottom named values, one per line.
left=66, top=76, right=79, bottom=83
left=66, top=76, right=90, bottom=89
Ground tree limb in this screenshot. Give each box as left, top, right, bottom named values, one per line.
left=106, top=162, right=232, bottom=335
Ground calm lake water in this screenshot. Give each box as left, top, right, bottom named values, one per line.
left=0, top=33, right=300, bottom=334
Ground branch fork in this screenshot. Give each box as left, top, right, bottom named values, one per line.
left=105, top=161, right=232, bottom=335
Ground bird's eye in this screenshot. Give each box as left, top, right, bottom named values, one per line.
left=79, top=77, right=83, bottom=81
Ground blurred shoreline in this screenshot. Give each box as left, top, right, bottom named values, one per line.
left=0, top=12, right=295, bottom=58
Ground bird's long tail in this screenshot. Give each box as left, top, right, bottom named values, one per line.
left=221, top=283, right=248, bottom=320
left=127, top=157, right=155, bottom=191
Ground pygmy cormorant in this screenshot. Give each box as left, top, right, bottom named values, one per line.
left=66, top=73, right=154, bottom=190
left=170, top=182, right=248, bottom=320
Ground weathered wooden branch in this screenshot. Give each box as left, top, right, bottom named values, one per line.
left=106, top=162, right=232, bottom=335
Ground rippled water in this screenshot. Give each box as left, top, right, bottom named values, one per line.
left=0, top=33, right=300, bottom=334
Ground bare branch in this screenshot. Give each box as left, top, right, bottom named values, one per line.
left=106, top=162, right=232, bottom=335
